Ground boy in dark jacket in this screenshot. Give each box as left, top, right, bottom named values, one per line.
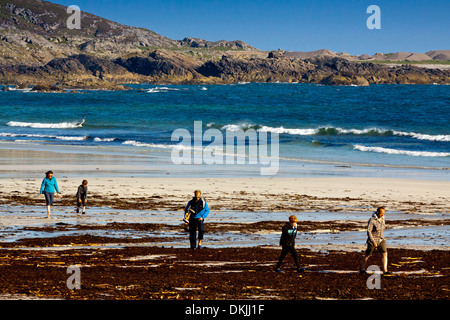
left=76, top=180, right=88, bottom=214
left=275, top=215, right=305, bottom=273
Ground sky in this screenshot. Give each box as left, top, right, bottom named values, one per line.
left=51, top=0, right=449, bottom=55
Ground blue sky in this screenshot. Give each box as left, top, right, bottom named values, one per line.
left=52, top=0, right=449, bottom=55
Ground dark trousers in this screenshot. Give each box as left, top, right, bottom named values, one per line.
left=276, top=245, right=300, bottom=269
left=43, top=192, right=54, bottom=206
left=77, top=198, right=86, bottom=207
left=189, top=218, right=204, bottom=249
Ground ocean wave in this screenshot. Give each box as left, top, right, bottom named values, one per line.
left=147, top=86, right=207, bottom=93
left=353, top=145, right=450, bottom=157
left=220, top=123, right=389, bottom=136
left=221, top=123, right=257, bottom=132
left=55, top=136, right=88, bottom=141
left=93, top=137, right=117, bottom=142
left=122, top=140, right=208, bottom=151
left=147, top=87, right=181, bottom=93
left=3, top=86, right=32, bottom=92
left=6, top=121, right=83, bottom=129
left=258, top=126, right=317, bottom=135
left=217, top=123, right=449, bottom=142
left=392, top=131, right=450, bottom=142
left=0, top=133, right=48, bottom=138
left=122, top=140, right=174, bottom=149
left=0, top=132, right=88, bottom=141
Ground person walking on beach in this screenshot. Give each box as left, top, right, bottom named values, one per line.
left=184, top=190, right=209, bottom=250
left=39, top=171, right=60, bottom=219
left=275, top=215, right=305, bottom=273
left=360, top=207, right=391, bottom=275
left=76, top=180, right=88, bottom=214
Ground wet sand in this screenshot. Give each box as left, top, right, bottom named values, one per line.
left=0, top=176, right=448, bottom=300
left=1, top=176, right=449, bottom=214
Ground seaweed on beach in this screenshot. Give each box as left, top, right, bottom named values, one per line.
left=0, top=246, right=447, bottom=300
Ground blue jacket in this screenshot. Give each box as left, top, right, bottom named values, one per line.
left=40, top=177, right=59, bottom=194
left=184, top=197, right=209, bottom=219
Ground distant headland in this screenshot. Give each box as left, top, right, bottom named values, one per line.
left=1, top=0, right=449, bottom=90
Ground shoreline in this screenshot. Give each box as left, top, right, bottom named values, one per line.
left=0, top=141, right=448, bottom=182
left=0, top=165, right=448, bottom=301
left=2, top=80, right=450, bottom=93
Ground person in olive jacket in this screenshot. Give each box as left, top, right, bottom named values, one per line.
left=275, top=215, right=305, bottom=273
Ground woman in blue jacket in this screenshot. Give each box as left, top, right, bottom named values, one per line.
left=184, top=190, right=209, bottom=250
left=40, top=171, right=60, bottom=218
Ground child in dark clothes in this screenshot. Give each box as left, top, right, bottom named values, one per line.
left=275, top=215, right=305, bottom=273
left=76, top=180, right=88, bottom=214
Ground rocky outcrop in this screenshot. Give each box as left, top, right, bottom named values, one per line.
left=196, top=54, right=450, bottom=85
left=46, top=54, right=130, bottom=78
left=196, top=54, right=315, bottom=83
left=2, top=51, right=449, bottom=88
left=179, top=37, right=259, bottom=51
left=31, top=84, right=65, bottom=92
left=116, top=50, right=202, bottom=77
left=304, top=57, right=449, bottom=85
left=0, top=53, right=140, bottom=89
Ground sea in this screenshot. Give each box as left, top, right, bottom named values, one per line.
left=0, top=83, right=449, bottom=179
left=0, top=83, right=449, bottom=250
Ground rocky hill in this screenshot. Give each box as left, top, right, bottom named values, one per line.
left=178, top=37, right=259, bottom=51
left=0, top=0, right=449, bottom=89
left=0, top=0, right=182, bottom=65
left=283, top=49, right=450, bottom=62
left=0, top=0, right=259, bottom=64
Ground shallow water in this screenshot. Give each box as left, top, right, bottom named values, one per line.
left=0, top=205, right=447, bottom=250
left=0, top=142, right=448, bottom=180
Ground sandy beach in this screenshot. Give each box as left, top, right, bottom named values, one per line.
left=0, top=174, right=448, bottom=300
left=1, top=176, right=448, bottom=215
